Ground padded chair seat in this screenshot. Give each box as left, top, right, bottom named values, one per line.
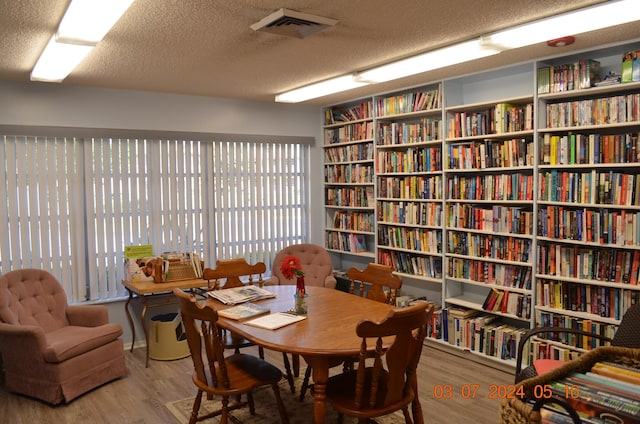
left=326, top=369, right=398, bottom=414
left=204, top=353, right=284, bottom=393
left=44, top=323, right=123, bottom=363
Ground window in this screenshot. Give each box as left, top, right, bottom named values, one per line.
left=0, top=131, right=311, bottom=302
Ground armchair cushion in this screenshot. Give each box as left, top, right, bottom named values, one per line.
left=44, top=322, right=123, bottom=363
left=266, top=243, right=337, bottom=289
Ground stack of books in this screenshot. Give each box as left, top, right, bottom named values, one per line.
left=539, top=361, right=640, bottom=423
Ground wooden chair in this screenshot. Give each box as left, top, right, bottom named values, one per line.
left=348, top=263, right=403, bottom=306
left=203, top=258, right=296, bottom=393
left=173, top=288, right=289, bottom=424
left=299, top=263, right=402, bottom=400
left=324, top=302, right=433, bottom=424
left=514, top=303, right=640, bottom=383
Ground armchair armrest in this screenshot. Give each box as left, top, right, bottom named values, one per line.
left=264, top=275, right=279, bottom=286
left=324, top=274, right=337, bottom=289
left=515, top=326, right=613, bottom=380
left=66, top=304, right=109, bottom=327
left=0, top=323, right=48, bottom=365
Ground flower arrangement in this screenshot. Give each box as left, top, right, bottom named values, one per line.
left=280, top=255, right=305, bottom=295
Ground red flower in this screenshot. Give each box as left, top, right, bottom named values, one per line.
left=280, top=255, right=304, bottom=280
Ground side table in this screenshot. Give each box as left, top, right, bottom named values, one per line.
left=122, top=278, right=208, bottom=367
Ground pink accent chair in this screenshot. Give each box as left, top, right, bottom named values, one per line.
left=265, top=243, right=336, bottom=289
left=0, top=269, right=127, bottom=404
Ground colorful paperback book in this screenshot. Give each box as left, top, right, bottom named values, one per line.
left=217, top=302, right=270, bottom=320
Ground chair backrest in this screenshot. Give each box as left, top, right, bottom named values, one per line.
left=202, top=258, right=266, bottom=289
left=271, top=244, right=334, bottom=287
left=347, top=263, right=402, bottom=305
left=173, top=288, right=230, bottom=390
left=353, top=302, right=433, bottom=409
left=0, top=268, right=69, bottom=332
left=612, top=303, right=640, bottom=348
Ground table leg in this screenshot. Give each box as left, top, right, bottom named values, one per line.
left=124, top=289, right=136, bottom=352
left=141, top=297, right=150, bottom=368
left=308, top=356, right=330, bottom=424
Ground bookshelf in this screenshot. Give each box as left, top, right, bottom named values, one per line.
left=322, top=38, right=640, bottom=369
left=441, top=64, right=536, bottom=364
left=323, top=99, right=376, bottom=258
left=533, top=40, right=640, bottom=362
left=374, top=83, right=444, bottom=284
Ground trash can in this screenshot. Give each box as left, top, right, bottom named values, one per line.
left=148, top=312, right=190, bottom=360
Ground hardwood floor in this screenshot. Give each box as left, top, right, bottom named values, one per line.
left=0, top=344, right=513, bottom=423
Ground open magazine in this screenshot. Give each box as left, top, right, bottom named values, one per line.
left=207, top=285, right=275, bottom=305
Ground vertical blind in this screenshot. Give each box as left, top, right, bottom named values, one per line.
left=0, top=133, right=310, bottom=302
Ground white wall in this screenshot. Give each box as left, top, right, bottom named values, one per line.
left=0, top=80, right=324, bottom=347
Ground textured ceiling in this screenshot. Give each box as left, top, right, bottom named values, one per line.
left=1, top=0, right=639, bottom=105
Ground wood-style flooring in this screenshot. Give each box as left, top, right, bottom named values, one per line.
left=0, top=344, right=513, bottom=423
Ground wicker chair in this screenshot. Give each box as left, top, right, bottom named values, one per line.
left=514, top=303, right=640, bottom=383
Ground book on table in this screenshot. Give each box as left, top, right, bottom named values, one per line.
left=207, top=285, right=275, bottom=305
left=244, top=312, right=307, bottom=330
left=217, top=302, right=271, bottom=320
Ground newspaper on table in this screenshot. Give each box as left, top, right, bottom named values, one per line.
left=207, top=285, right=275, bottom=305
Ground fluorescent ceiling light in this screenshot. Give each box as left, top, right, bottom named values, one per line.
left=275, top=75, right=369, bottom=103
left=274, top=0, right=640, bottom=103
left=31, top=35, right=94, bottom=82
left=57, top=0, right=135, bottom=44
left=31, top=0, right=135, bottom=82
left=355, top=40, right=501, bottom=84
left=484, top=0, right=640, bottom=49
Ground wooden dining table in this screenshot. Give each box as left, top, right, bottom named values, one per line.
left=213, top=284, right=416, bottom=424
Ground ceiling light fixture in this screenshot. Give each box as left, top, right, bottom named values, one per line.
left=275, top=0, right=640, bottom=103
left=275, top=75, right=369, bottom=103
left=30, top=0, right=135, bottom=82
left=482, top=0, right=640, bottom=50
left=31, top=36, right=95, bottom=82
left=354, top=40, right=501, bottom=84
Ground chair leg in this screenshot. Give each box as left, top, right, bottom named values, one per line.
left=190, top=390, right=204, bottom=424
left=299, top=365, right=312, bottom=401
left=220, top=396, right=229, bottom=424
left=247, top=391, right=255, bottom=414
left=292, top=353, right=300, bottom=377
left=258, top=346, right=264, bottom=359
left=282, top=352, right=296, bottom=393
left=402, top=406, right=414, bottom=424
left=271, top=382, right=290, bottom=424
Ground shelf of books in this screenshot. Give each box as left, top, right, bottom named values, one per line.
left=322, top=39, right=640, bottom=370
left=373, top=83, right=444, bottom=284
left=323, top=98, right=376, bottom=258
left=439, top=87, right=536, bottom=365
left=533, top=40, right=640, bottom=363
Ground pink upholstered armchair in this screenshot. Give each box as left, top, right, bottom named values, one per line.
left=265, top=243, right=337, bottom=289
left=0, top=269, right=127, bottom=404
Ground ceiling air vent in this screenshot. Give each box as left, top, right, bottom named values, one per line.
left=250, top=8, right=338, bottom=39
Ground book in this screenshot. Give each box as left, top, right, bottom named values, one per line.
left=550, top=379, right=640, bottom=423
left=217, top=302, right=270, bottom=320
left=244, top=312, right=307, bottom=330
left=208, top=285, right=276, bottom=305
